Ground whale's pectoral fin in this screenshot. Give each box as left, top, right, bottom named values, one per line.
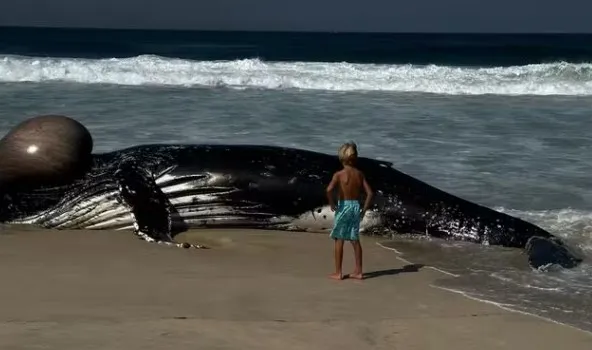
left=525, top=236, right=582, bottom=270
left=114, top=162, right=206, bottom=249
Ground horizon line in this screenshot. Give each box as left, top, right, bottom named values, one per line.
left=1, top=25, right=591, bottom=35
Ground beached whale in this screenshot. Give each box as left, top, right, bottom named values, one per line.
left=0, top=116, right=582, bottom=269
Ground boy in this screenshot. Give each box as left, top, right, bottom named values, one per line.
left=326, top=142, right=374, bottom=280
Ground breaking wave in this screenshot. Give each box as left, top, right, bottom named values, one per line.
left=496, top=207, right=592, bottom=253
left=2, top=55, right=592, bottom=95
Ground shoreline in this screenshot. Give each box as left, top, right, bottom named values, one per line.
left=375, top=240, right=592, bottom=335
left=1, top=226, right=591, bottom=349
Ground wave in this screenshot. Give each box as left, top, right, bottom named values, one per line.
left=496, top=207, right=592, bottom=253
left=1, top=55, right=592, bottom=95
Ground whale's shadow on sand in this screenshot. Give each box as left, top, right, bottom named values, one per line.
left=363, top=264, right=425, bottom=279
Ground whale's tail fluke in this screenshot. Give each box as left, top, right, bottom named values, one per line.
left=525, top=236, right=583, bottom=270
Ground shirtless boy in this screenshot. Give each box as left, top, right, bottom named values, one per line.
left=325, top=142, right=374, bottom=280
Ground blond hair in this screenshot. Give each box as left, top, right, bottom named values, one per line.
left=338, top=142, right=358, bottom=164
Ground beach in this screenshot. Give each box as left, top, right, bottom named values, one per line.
left=1, top=28, right=592, bottom=347
left=1, top=226, right=590, bottom=350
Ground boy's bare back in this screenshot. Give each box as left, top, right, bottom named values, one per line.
left=328, top=165, right=373, bottom=214
left=326, top=142, right=374, bottom=215
left=334, top=166, right=366, bottom=201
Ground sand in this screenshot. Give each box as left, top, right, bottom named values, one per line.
left=0, top=226, right=591, bottom=350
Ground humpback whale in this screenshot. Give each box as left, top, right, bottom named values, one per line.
left=0, top=117, right=582, bottom=269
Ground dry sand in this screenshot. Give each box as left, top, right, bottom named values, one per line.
left=0, top=225, right=591, bottom=350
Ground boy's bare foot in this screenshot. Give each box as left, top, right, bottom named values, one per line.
left=350, top=273, right=364, bottom=280
left=329, top=273, right=343, bottom=280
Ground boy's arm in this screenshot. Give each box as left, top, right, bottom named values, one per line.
left=326, top=173, right=339, bottom=211
left=361, top=174, right=374, bottom=213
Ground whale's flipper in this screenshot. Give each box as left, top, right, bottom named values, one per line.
left=525, top=236, right=582, bottom=269
left=114, top=162, right=205, bottom=249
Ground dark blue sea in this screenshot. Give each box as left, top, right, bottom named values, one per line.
left=0, top=26, right=591, bottom=332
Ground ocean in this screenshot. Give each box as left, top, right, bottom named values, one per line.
left=0, top=27, right=591, bottom=332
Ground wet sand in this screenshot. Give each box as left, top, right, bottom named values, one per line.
left=0, top=226, right=591, bottom=350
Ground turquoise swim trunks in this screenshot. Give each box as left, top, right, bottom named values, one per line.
left=330, top=200, right=361, bottom=241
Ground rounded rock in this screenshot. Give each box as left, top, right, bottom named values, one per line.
left=0, top=115, right=93, bottom=188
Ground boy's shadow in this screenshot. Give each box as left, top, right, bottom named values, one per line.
left=363, top=264, right=424, bottom=279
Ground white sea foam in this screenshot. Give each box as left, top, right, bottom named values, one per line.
left=495, top=207, right=592, bottom=253
left=2, top=55, right=592, bottom=95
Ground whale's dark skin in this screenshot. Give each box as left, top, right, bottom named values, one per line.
left=0, top=144, right=583, bottom=269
